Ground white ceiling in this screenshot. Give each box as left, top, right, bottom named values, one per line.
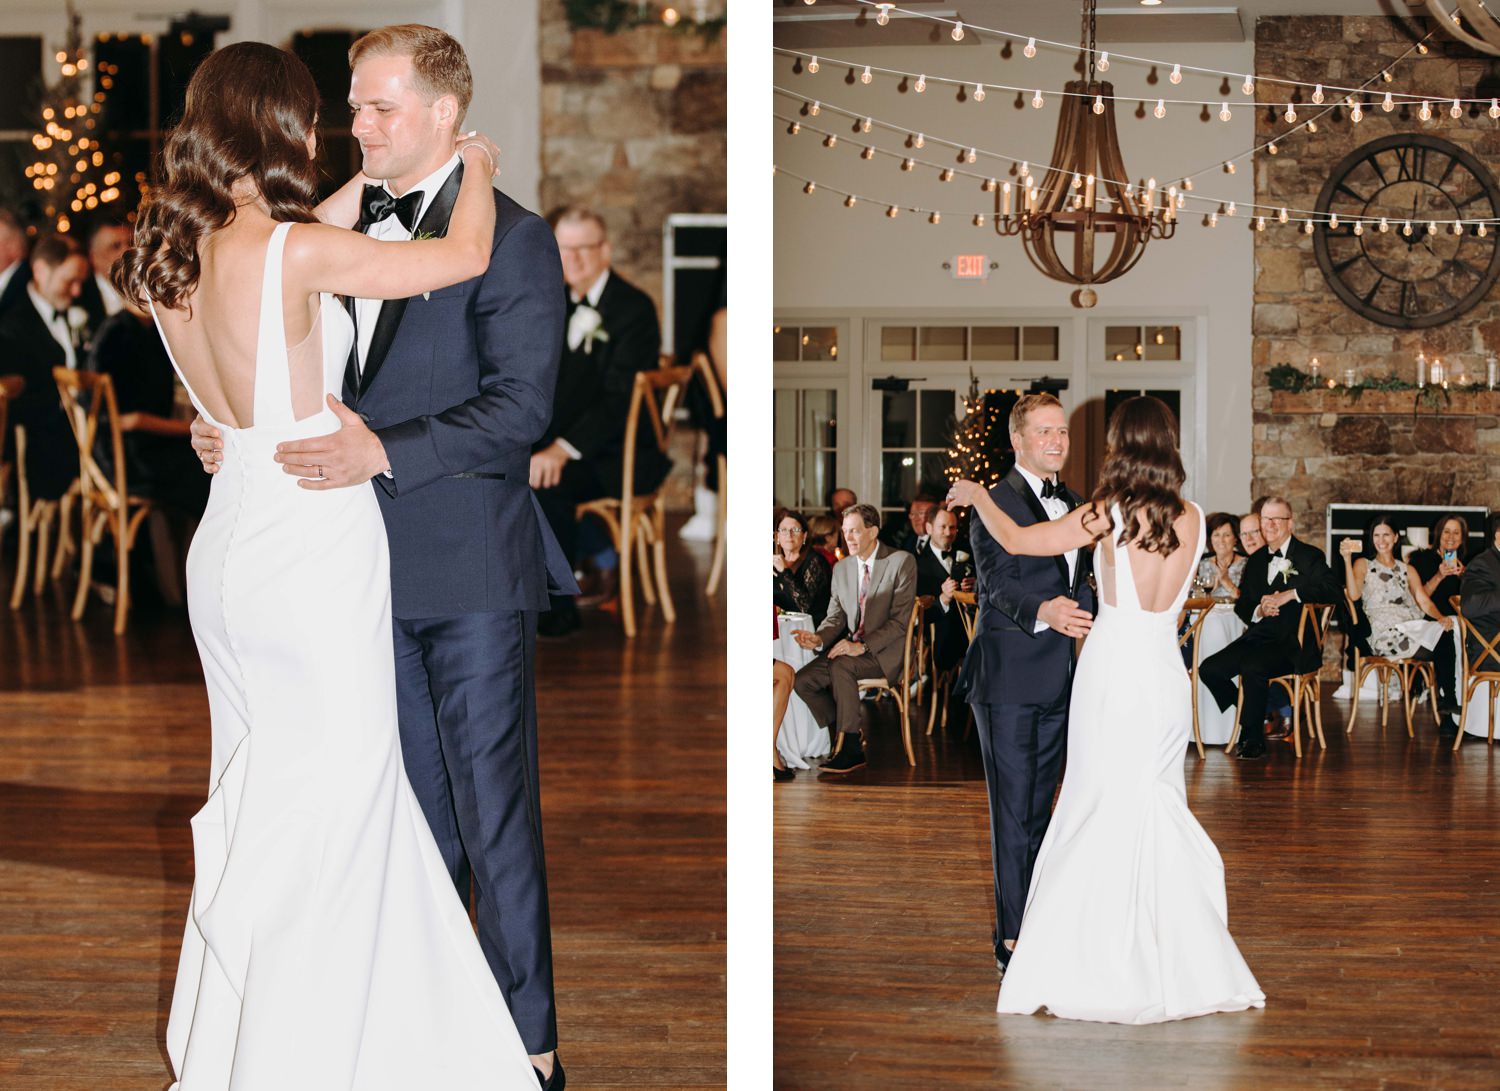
left=773, top=1, right=1431, bottom=47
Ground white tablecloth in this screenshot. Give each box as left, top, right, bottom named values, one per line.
left=774, top=612, right=831, bottom=769
left=1193, top=602, right=1247, bottom=746
left=1461, top=673, right=1500, bottom=739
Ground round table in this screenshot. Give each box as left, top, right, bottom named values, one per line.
left=774, top=612, right=831, bottom=769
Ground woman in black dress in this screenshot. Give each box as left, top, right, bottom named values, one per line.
left=773, top=510, right=831, bottom=625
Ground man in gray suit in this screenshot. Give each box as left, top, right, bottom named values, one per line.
left=792, top=503, right=917, bottom=773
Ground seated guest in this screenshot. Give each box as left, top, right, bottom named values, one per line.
left=827, top=487, right=857, bottom=520
left=773, top=510, right=832, bottom=625
left=1459, top=513, right=1500, bottom=672
left=86, top=295, right=208, bottom=518
left=1338, top=514, right=1454, bottom=731
left=791, top=504, right=917, bottom=774
left=916, top=506, right=973, bottom=674
left=1409, top=514, right=1470, bottom=711
left=1198, top=497, right=1341, bottom=760
left=773, top=659, right=796, bottom=782
left=532, top=206, right=668, bottom=637
left=885, top=494, right=938, bottom=554
left=0, top=207, right=29, bottom=316
left=1239, top=510, right=1265, bottom=556
left=0, top=233, right=91, bottom=502
left=1199, top=511, right=1248, bottom=600
left=805, top=513, right=840, bottom=565
left=76, top=217, right=130, bottom=332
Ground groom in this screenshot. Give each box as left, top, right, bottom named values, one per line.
left=193, top=25, right=572, bottom=1087
left=958, top=393, right=1094, bottom=976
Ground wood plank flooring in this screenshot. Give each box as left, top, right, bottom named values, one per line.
left=775, top=695, right=1500, bottom=1089
left=0, top=530, right=725, bottom=1089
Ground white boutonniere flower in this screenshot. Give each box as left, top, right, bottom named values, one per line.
left=955, top=551, right=970, bottom=564
left=568, top=304, right=610, bottom=354
left=1269, top=556, right=1298, bottom=581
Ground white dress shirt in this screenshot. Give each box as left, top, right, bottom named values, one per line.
left=1015, top=464, right=1078, bottom=633
left=94, top=270, right=124, bottom=317
left=28, top=283, right=78, bottom=369
left=354, top=153, right=461, bottom=373
left=1253, top=543, right=1299, bottom=622
left=556, top=269, right=612, bottom=461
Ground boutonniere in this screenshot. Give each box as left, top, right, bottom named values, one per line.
left=1269, top=555, right=1298, bottom=580
left=409, top=232, right=439, bottom=297
left=568, top=304, right=611, bottom=354
left=955, top=551, right=970, bottom=564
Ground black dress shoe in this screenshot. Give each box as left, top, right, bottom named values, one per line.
left=820, top=742, right=867, bottom=774
left=773, top=765, right=796, bottom=782
left=534, top=1055, right=565, bottom=1091
left=1236, top=739, right=1267, bottom=760
left=1438, top=715, right=1460, bottom=739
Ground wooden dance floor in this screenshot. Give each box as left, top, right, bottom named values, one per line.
left=0, top=532, right=724, bottom=1089
left=776, top=698, right=1500, bottom=1088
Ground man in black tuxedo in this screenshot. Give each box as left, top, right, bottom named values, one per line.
left=883, top=494, right=938, bottom=554
left=0, top=208, right=29, bottom=317
left=916, top=506, right=973, bottom=674
left=75, top=218, right=130, bottom=333
left=1459, top=513, right=1500, bottom=675
left=957, top=393, right=1094, bottom=976
left=0, top=233, right=92, bottom=502
left=531, top=206, right=669, bottom=637
left=1199, top=496, right=1341, bottom=760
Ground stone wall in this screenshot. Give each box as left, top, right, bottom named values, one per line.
left=538, top=2, right=726, bottom=305
left=1252, top=15, right=1500, bottom=527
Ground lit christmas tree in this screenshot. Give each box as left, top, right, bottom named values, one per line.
left=946, top=369, right=1003, bottom=487
left=23, top=2, right=124, bottom=234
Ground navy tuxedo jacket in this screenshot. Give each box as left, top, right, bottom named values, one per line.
left=959, top=468, right=1096, bottom=707
left=343, top=168, right=578, bottom=619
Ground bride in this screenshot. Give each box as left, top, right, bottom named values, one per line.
left=948, top=396, right=1263, bottom=1024
left=115, top=43, right=539, bottom=1087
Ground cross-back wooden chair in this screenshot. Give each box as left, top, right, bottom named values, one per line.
left=690, top=351, right=726, bottom=596
left=1177, top=600, right=1216, bottom=760
left=854, top=594, right=926, bottom=766
left=1450, top=594, right=1500, bottom=750
left=1226, top=602, right=1334, bottom=758
left=53, top=367, right=153, bottom=634
left=576, top=364, right=693, bottom=639
left=1342, top=591, right=1439, bottom=739
left=8, top=423, right=69, bottom=609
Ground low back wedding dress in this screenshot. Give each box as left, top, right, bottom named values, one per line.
left=152, top=222, right=539, bottom=1088
left=995, top=501, right=1266, bottom=1023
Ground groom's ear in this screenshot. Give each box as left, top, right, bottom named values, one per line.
left=432, top=92, right=461, bottom=133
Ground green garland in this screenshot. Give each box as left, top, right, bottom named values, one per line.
left=564, top=0, right=726, bottom=39
left=1267, top=362, right=1497, bottom=410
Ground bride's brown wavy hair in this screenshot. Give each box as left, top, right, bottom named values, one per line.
left=1085, top=395, right=1186, bottom=555
left=115, top=42, right=321, bottom=310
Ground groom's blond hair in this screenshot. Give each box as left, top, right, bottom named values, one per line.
left=350, top=24, right=473, bottom=124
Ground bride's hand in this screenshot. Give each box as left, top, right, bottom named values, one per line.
left=455, top=130, right=502, bottom=177
left=946, top=479, right=986, bottom=509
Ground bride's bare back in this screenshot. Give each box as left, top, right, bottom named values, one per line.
left=152, top=209, right=323, bottom=430
left=1097, top=501, right=1202, bottom=613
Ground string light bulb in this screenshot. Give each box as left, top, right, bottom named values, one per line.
left=1019, top=161, right=1030, bottom=178
left=860, top=117, right=873, bottom=133
left=823, top=134, right=837, bottom=148
left=1268, top=141, right=1279, bottom=155
left=1224, top=160, right=1236, bottom=174
left=1219, top=102, right=1232, bottom=122
left=861, top=65, right=873, bottom=84
left=1304, top=221, right=1315, bottom=235
left=861, top=145, right=875, bottom=159
left=844, top=194, right=856, bottom=208
left=1182, top=177, right=1194, bottom=192
left=1312, top=84, right=1325, bottom=104
left=1306, top=119, right=1318, bottom=134
left=1418, top=41, right=1430, bottom=54
left=1419, top=101, right=1432, bottom=121
left=1350, top=98, right=1363, bottom=122
left=1383, top=91, right=1395, bottom=112
left=1023, top=37, right=1037, bottom=58
left=803, top=181, right=816, bottom=195
left=1242, top=75, right=1254, bottom=95
left=901, top=157, right=914, bottom=171
left=973, top=213, right=985, bottom=227
left=1278, top=207, right=1289, bottom=224
left=1382, top=69, right=1394, bottom=83
left=1479, top=223, right=1489, bottom=237
left=1284, top=103, right=1298, bottom=123
left=1098, top=52, right=1110, bottom=72
left=913, top=132, right=925, bottom=148
left=939, top=167, right=954, bottom=182
left=1490, top=99, right=1500, bottom=119
left=929, top=211, right=941, bottom=225
left=1403, top=220, right=1413, bottom=236
left=807, top=101, right=820, bottom=116
left=1256, top=216, right=1266, bottom=231
left=1208, top=211, right=1219, bottom=227
left=983, top=178, right=998, bottom=192
left=1429, top=220, right=1439, bottom=235
left=1169, top=63, right=1182, bottom=85
left=1094, top=95, right=1105, bottom=115
left=1379, top=217, right=1389, bottom=232
left=965, top=147, right=977, bottom=164
left=807, top=56, right=819, bottom=73
left=1329, top=212, right=1339, bottom=228
left=886, top=204, right=899, bottom=217
left=1454, top=219, right=1464, bottom=235
left=1354, top=220, right=1364, bottom=236
left=914, top=74, right=926, bottom=93
left=1451, top=98, right=1463, bottom=119
left=951, top=20, right=964, bottom=41
left=973, top=84, right=985, bottom=102
left=1154, top=98, right=1166, bottom=119
left=1226, top=201, right=1237, bottom=216
left=788, top=121, right=801, bottom=135
left=1033, top=89, right=1045, bottom=109
left=875, top=3, right=893, bottom=26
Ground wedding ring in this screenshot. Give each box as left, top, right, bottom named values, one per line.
left=316, top=465, right=325, bottom=480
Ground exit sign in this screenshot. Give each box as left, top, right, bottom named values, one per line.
left=952, top=254, right=989, bottom=280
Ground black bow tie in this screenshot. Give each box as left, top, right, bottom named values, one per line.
left=357, top=185, right=421, bottom=233
left=1040, top=478, right=1066, bottom=501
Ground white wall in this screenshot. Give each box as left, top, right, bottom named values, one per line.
left=772, top=40, right=1257, bottom=513
left=0, top=0, right=542, bottom=210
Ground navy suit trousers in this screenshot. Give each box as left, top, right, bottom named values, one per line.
left=392, top=608, right=556, bottom=1054
left=972, top=689, right=1069, bottom=953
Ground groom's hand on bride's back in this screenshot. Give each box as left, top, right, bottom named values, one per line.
left=191, top=415, right=223, bottom=474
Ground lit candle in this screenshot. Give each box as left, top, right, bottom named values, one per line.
left=1002, top=181, right=1012, bottom=217
left=1085, top=173, right=1096, bottom=210
left=1310, top=357, right=1321, bottom=383
left=1488, top=356, right=1498, bottom=390
left=1025, top=184, right=1036, bottom=214
left=1417, top=351, right=1426, bottom=388
left=1431, top=357, right=1444, bottom=386
left=1343, top=367, right=1357, bottom=388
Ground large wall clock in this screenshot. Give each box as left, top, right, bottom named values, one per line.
left=1312, top=133, right=1500, bottom=329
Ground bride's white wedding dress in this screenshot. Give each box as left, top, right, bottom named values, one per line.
left=996, top=502, right=1265, bottom=1024
left=152, top=223, right=539, bottom=1088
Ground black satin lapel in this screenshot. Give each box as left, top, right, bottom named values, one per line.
left=1004, top=470, right=1070, bottom=586
left=341, top=293, right=360, bottom=402
left=355, top=163, right=467, bottom=398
